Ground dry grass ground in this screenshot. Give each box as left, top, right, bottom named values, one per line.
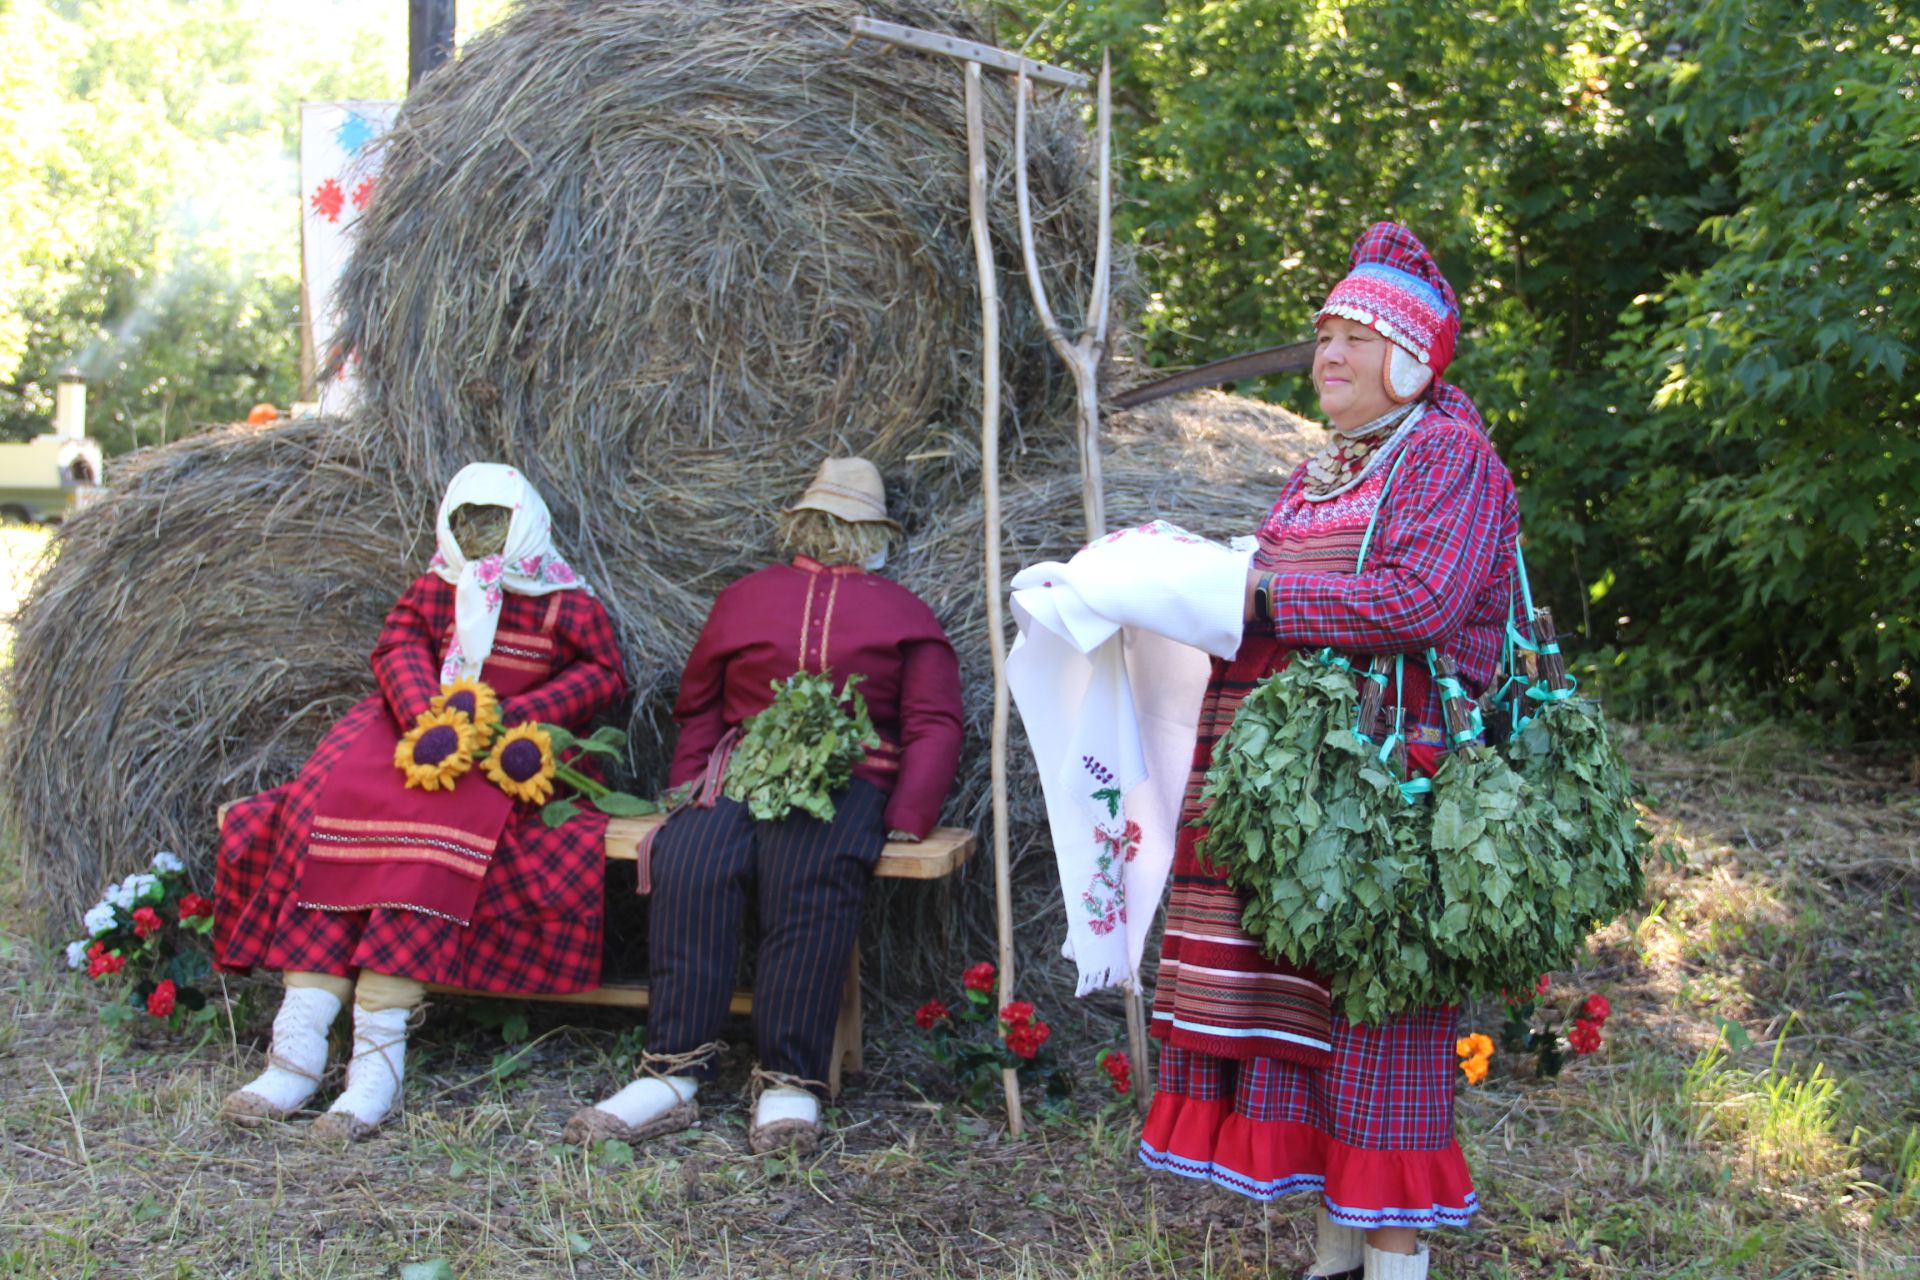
left=2, top=527, right=1917, bottom=1278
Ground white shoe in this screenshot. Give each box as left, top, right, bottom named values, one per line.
left=311, top=1004, right=410, bottom=1142
left=222, top=985, right=341, bottom=1126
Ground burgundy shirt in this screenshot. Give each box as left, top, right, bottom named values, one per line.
left=669, top=556, right=964, bottom=838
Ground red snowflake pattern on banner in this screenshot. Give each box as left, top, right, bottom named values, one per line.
left=351, top=177, right=375, bottom=211
left=310, top=178, right=345, bottom=223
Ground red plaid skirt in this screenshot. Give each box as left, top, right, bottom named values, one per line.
left=1140, top=1006, right=1478, bottom=1229
left=213, top=695, right=608, bottom=993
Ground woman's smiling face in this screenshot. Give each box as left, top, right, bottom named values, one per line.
left=1312, top=315, right=1396, bottom=429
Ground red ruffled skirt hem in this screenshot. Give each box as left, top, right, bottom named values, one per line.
left=1138, top=1091, right=1478, bottom=1229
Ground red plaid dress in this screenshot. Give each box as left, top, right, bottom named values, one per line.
left=1141, top=408, right=1513, bottom=1229
left=213, top=573, right=628, bottom=993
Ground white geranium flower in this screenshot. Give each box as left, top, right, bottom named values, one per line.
left=151, top=851, right=185, bottom=874
left=123, top=873, right=161, bottom=903
left=83, top=902, right=117, bottom=936
left=66, top=940, right=88, bottom=969
left=104, top=880, right=134, bottom=909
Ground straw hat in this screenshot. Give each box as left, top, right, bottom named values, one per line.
left=783, top=457, right=902, bottom=531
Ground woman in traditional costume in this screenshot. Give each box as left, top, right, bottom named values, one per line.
left=1140, top=224, right=1514, bottom=1279
left=215, top=463, right=627, bottom=1140
left=566, top=457, right=962, bottom=1155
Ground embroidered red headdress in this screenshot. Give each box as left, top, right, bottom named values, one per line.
left=1316, top=222, right=1462, bottom=403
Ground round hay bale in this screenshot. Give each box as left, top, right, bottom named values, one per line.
left=2, top=417, right=424, bottom=928
left=332, top=0, right=1120, bottom=708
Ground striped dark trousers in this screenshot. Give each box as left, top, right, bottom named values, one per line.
left=646, top=779, right=887, bottom=1088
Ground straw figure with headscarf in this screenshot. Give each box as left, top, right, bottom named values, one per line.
left=213, top=463, right=628, bottom=1141
left=1139, top=225, right=1514, bottom=1280
left=565, top=458, right=963, bottom=1156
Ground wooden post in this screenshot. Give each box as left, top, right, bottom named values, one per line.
left=965, top=62, right=1023, bottom=1140
left=408, top=0, right=456, bottom=90
left=1012, top=54, right=1113, bottom=540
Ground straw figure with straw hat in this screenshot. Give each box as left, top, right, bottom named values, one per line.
left=213, top=463, right=628, bottom=1142
left=566, top=457, right=962, bottom=1156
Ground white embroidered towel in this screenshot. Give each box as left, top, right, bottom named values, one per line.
left=1007, top=521, right=1250, bottom=996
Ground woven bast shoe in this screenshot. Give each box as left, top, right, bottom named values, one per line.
left=747, top=1114, right=820, bottom=1157
left=310, top=1108, right=386, bottom=1144
left=561, top=1095, right=699, bottom=1146
left=220, top=1086, right=300, bottom=1128
left=747, top=1074, right=822, bottom=1157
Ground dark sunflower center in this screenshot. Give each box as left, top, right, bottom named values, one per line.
left=414, top=725, right=462, bottom=766
left=500, top=738, right=544, bottom=782
left=446, top=690, right=478, bottom=717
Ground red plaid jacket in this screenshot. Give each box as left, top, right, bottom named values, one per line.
left=669, top=557, right=963, bottom=838
left=373, top=573, right=628, bottom=731
left=1258, top=413, right=1519, bottom=728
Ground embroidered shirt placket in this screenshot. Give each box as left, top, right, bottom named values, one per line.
left=797, top=573, right=818, bottom=670
left=818, top=575, right=842, bottom=674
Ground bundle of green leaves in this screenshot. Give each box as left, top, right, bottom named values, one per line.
left=1196, top=658, right=1431, bottom=1023
left=723, top=671, right=880, bottom=822
left=1506, top=698, right=1647, bottom=947
left=1198, top=655, right=1645, bottom=1025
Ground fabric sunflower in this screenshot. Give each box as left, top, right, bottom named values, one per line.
left=484, top=723, right=556, bottom=805
left=394, top=709, right=481, bottom=791
left=430, top=677, right=502, bottom=743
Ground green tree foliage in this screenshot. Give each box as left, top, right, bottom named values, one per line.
left=0, top=0, right=406, bottom=454
left=1621, top=0, right=1918, bottom=725
left=1008, top=0, right=1915, bottom=733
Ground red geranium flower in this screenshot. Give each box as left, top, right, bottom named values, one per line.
left=86, top=942, right=125, bottom=979
left=1000, top=1000, right=1036, bottom=1029
left=1567, top=1017, right=1602, bottom=1056
left=1102, top=1050, right=1133, bottom=1094
left=146, top=980, right=177, bottom=1018
left=1005, top=1022, right=1049, bottom=1060
left=1581, top=993, right=1611, bottom=1024
left=962, top=961, right=996, bottom=994
left=131, top=906, right=163, bottom=939
left=1536, top=973, right=1551, bottom=996
left=178, top=894, right=214, bottom=920
left=913, top=999, right=950, bottom=1030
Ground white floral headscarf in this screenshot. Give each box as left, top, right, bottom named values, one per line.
left=427, top=463, right=588, bottom=684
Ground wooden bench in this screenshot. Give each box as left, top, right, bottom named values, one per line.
left=426, top=815, right=977, bottom=1096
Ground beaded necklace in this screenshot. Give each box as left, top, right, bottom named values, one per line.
left=1302, top=402, right=1420, bottom=502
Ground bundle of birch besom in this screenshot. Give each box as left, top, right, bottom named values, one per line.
left=1198, top=612, right=1647, bottom=1026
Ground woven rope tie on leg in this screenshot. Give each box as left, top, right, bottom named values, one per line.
left=221, top=985, right=341, bottom=1126
left=311, top=1005, right=414, bottom=1143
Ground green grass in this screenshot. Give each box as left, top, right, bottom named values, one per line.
left=2, top=536, right=1917, bottom=1276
